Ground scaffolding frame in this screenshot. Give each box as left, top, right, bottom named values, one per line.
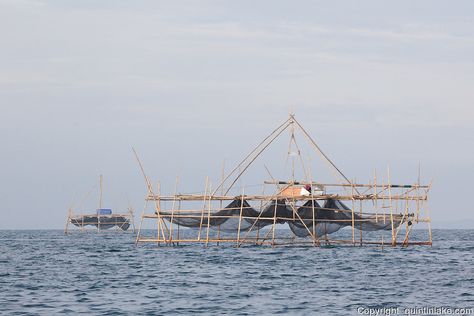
left=135, top=115, right=432, bottom=247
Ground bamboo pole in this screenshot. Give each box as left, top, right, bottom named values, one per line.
left=236, top=186, right=276, bottom=247
left=374, top=168, right=378, bottom=222
left=351, top=180, right=355, bottom=245
left=262, top=181, right=429, bottom=189
left=257, top=184, right=265, bottom=244
left=157, top=182, right=162, bottom=246
left=295, top=134, right=310, bottom=184
left=135, top=199, right=148, bottom=245
left=292, top=116, right=360, bottom=194
left=271, top=196, right=278, bottom=247
left=308, top=160, right=320, bottom=247
left=381, top=176, right=386, bottom=225
left=394, top=191, right=410, bottom=242
left=212, top=117, right=291, bottom=196
left=97, top=209, right=100, bottom=233
left=148, top=193, right=427, bottom=202
left=129, top=207, right=136, bottom=234
left=64, top=208, right=71, bottom=235
left=145, top=213, right=406, bottom=223
left=168, top=176, right=179, bottom=243
left=177, top=200, right=181, bottom=246
left=359, top=200, right=363, bottom=246
left=132, top=148, right=169, bottom=244
left=388, top=167, right=395, bottom=246
left=402, top=215, right=414, bottom=247
left=99, top=174, right=103, bottom=209
left=259, top=226, right=273, bottom=245
left=197, top=177, right=209, bottom=241
left=217, top=161, right=225, bottom=245
left=205, top=184, right=213, bottom=247
left=416, top=163, right=421, bottom=222
left=426, top=181, right=433, bottom=246
left=222, top=122, right=291, bottom=196
left=236, top=190, right=244, bottom=247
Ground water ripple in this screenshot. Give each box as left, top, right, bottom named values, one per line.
left=0, top=229, right=473, bottom=315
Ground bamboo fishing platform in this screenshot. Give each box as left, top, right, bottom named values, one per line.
left=135, top=114, right=432, bottom=247
left=64, top=175, right=135, bottom=234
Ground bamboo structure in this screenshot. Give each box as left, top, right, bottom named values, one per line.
left=64, top=175, right=136, bottom=234
left=64, top=209, right=135, bottom=234
left=135, top=114, right=432, bottom=247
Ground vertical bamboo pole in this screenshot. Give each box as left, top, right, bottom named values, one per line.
left=177, top=200, right=181, bottom=246
left=97, top=175, right=102, bottom=233
left=158, top=220, right=162, bottom=245
left=155, top=197, right=168, bottom=244
left=218, top=161, right=225, bottom=246
left=135, top=199, right=148, bottom=245
left=256, top=184, right=265, bottom=244
left=426, top=181, right=433, bottom=246
left=400, top=197, right=412, bottom=246
left=205, top=184, right=213, bottom=246
left=381, top=176, right=386, bottom=225
left=374, top=168, right=378, bottom=223
left=416, top=163, right=421, bottom=223
left=236, top=189, right=244, bottom=247
left=255, top=224, right=260, bottom=244
left=359, top=200, right=363, bottom=246
left=198, top=177, right=209, bottom=241
left=271, top=196, right=278, bottom=247
left=351, top=180, right=355, bottom=245
left=157, top=182, right=162, bottom=246
left=311, top=198, right=317, bottom=247
left=99, top=174, right=103, bottom=209
left=64, top=209, right=71, bottom=235
left=156, top=181, right=171, bottom=245
left=308, top=161, right=320, bottom=247
left=388, top=167, right=395, bottom=246
left=168, top=176, right=179, bottom=243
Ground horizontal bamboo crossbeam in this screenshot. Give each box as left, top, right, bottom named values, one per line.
left=142, top=214, right=409, bottom=222
left=136, top=238, right=275, bottom=245
left=69, top=214, right=133, bottom=218
left=136, top=238, right=432, bottom=246
left=263, top=181, right=430, bottom=189
left=143, top=206, right=408, bottom=216
left=146, top=194, right=427, bottom=201
left=141, top=213, right=430, bottom=223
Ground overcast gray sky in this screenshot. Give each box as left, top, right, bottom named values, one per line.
left=1, top=0, right=473, bottom=229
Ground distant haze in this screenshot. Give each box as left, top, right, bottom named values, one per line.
left=1, top=0, right=473, bottom=229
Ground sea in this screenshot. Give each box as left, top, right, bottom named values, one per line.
left=0, top=229, right=472, bottom=315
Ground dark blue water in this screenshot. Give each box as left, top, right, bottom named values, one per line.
left=0, top=229, right=472, bottom=315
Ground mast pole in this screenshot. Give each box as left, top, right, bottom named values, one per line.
left=212, top=117, right=291, bottom=196
left=99, top=174, right=103, bottom=209
left=292, top=116, right=360, bottom=194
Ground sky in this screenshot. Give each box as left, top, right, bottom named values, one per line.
left=0, top=0, right=473, bottom=229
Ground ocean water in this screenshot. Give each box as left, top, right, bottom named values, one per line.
left=0, top=229, right=472, bottom=315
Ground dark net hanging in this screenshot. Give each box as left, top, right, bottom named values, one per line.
left=70, top=215, right=131, bottom=230
left=159, top=198, right=406, bottom=236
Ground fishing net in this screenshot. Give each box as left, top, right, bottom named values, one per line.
left=159, top=198, right=406, bottom=236
left=70, top=215, right=131, bottom=230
